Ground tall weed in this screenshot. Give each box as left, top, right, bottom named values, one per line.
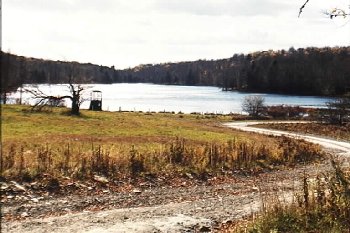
left=1, top=136, right=323, bottom=181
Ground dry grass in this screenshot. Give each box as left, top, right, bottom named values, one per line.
left=232, top=160, right=350, bottom=233
left=1, top=105, right=324, bottom=181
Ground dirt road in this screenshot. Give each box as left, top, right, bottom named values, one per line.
left=223, top=121, right=350, bottom=156
left=2, top=121, right=349, bottom=233
left=2, top=167, right=306, bottom=233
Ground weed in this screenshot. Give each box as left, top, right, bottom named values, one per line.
left=36, top=144, right=52, bottom=174
left=129, top=145, right=145, bottom=176
left=1, top=136, right=324, bottom=182
left=1, top=145, right=16, bottom=176
left=18, top=146, right=25, bottom=176
left=237, top=159, right=350, bottom=233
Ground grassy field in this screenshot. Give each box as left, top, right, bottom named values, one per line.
left=1, top=105, right=323, bottom=181
left=2, top=105, right=251, bottom=156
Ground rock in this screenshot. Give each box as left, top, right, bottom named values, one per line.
left=222, top=219, right=233, bottom=225
left=21, top=212, right=29, bottom=218
left=93, top=175, right=109, bottom=184
left=132, top=188, right=142, bottom=194
left=47, top=178, right=60, bottom=192
left=16, top=206, right=25, bottom=212
left=139, top=182, right=150, bottom=187
left=10, top=181, right=27, bottom=192
left=252, top=186, right=259, bottom=192
left=199, top=225, right=211, bottom=232
left=17, top=196, right=27, bottom=201
left=0, top=182, right=9, bottom=190
left=97, top=213, right=109, bottom=218
left=30, top=182, right=40, bottom=190
left=185, top=173, right=194, bottom=179
left=31, top=198, right=39, bottom=203
left=78, top=183, right=87, bottom=188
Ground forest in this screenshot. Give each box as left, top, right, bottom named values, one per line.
left=1, top=46, right=350, bottom=100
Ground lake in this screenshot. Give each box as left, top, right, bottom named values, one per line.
left=11, top=83, right=332, bottom=114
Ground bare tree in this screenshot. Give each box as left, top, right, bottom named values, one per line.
left=325, top=8, right=349, bottom=19
left=242, top=95, right=265, bottom=117
left=26, top=84, right=86, bottom=115
left=26, top=64, right=89, bottom=115
left=298, top=0, right=310, bottom=17
left=67, top=82, right=86, bottom=115
left=299, top=0, right=349, bottom=18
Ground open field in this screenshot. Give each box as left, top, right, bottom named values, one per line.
left=1, top=105, right=323, bottom=181
left=2, top=105, right=238, bottom=144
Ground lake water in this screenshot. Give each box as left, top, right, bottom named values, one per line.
left=11, top=83, right=332, bottom=114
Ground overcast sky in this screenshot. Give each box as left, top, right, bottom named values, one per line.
left=2, top=0, right=350, bottom=69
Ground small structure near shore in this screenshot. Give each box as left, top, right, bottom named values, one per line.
left=89, top=90, right=102, bottom=111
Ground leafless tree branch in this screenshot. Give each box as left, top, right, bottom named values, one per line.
left=299, top=0, right=349, bottom=19
left=24, top=87, right=71, bottom=111
left=24, top=87, right=72, bottom=101
left=24, top=83, right=89, bottom=115
left=325, top=8, right=349, bottom=19
left=24, top=63, right=91, bottom=115
left=298, top=0, right=310, bottom=17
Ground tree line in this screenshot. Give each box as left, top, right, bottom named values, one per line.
left=1, top=46, right=349, bottom=102
left=123, top=46, right=350, bottom=96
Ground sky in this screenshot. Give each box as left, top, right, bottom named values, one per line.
left=2, top=0, right=350, bottom=69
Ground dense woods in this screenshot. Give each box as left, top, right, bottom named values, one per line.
left=1, top=46, right=350, bottom=100
left=122, top=46, right=350, bottom=96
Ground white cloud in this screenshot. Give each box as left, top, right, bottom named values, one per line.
left=2, top=0, right=350, bottom=68
left=154, top=0, right=293, bottom=17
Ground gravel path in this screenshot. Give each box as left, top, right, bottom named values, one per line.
left=2, top=121, right=349, bottom=233
left=1, top=166, right=313, bottom=233
left=224, top=121, right=350, bottom=156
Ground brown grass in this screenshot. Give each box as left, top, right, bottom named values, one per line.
left=231, top=159, right=350, bottom=233
left=1, top=105, right=325, bottom=182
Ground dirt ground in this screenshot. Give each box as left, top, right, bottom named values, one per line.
left=1, top=160, right=339, bottom=232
